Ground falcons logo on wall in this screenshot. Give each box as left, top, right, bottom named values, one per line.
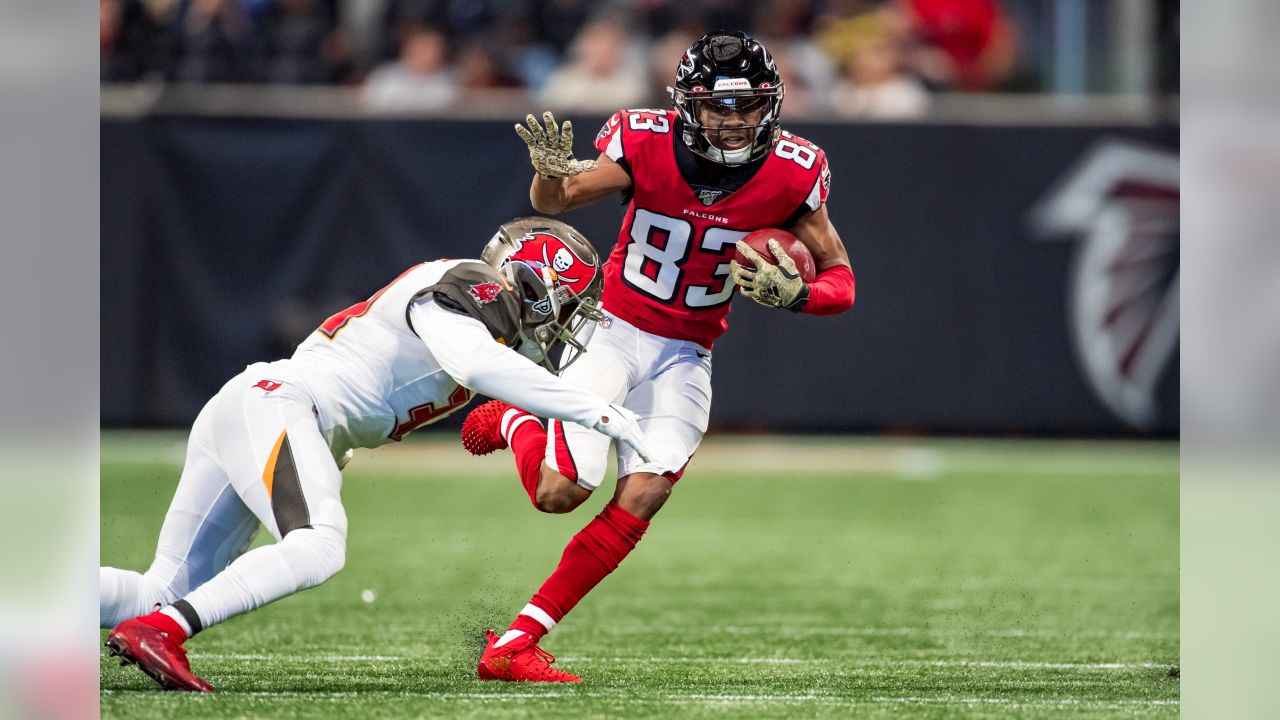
left=1031, top=140, right=1179, bottom=430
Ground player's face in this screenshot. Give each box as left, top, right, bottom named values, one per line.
left=696, top=101, right=766, bottom=152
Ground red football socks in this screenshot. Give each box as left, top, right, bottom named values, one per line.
left=137, top=609, right=188, bottom=644
left=507, top=613, right=548, bottom=639
left=508, top=501, right=650, bottom=643
left=502, top=407, right=546, bottom=507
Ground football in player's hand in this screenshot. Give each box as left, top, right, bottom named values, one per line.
left=734, top=229, right=816, bottom=282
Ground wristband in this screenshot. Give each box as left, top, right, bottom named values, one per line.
left=784, top=284, right=810, bottom=313
left=798, top=264, right=855, bottom=316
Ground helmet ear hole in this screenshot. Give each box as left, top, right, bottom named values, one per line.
left=504, top=261, right=555, bottom=324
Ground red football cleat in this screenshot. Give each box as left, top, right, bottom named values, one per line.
left=461, top=400, right=513, bottom=456
left=105, top=618, right=213, bottom=692
left=477, top=629, right=583, bottom=683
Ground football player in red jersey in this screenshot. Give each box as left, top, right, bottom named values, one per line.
left=463, top=30, right=855, bottom=682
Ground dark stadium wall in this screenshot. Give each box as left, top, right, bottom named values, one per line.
left=100, top=117, right=1179, bottom=436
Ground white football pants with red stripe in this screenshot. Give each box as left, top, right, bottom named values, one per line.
left=546, top=310, right=711, bottom=489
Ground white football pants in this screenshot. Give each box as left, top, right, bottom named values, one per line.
left=546, top=311, right=712, bottom=490
left=100, top=361, right=347, bottom=633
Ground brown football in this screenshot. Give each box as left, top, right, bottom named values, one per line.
left=733, top=228, right=817, bottom=282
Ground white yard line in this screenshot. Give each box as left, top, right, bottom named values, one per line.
left=658, top=659, right=1163, bottom=670
left=189, top=653, right=409, bottom=662
left=709, top=625, right=1178, bottom=640
left=869, top=697, right=1179, bottom=706
left=187, top=652, right=1167, bottom=671
left=102, top=688, right=1179, bottom=706
left=899, top=660, right=1165, bottom=670
left=557, top=658, right=1166, bottom=670
left=181, top=626, right=1176, bottom=652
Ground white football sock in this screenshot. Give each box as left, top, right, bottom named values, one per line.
left=500, top=409, right=538, bottom=445
left=494, top=603, right=557, bottom=647
left=520, top=603, right=557, bottom=632
left=100, top=566, right=169, bottom=628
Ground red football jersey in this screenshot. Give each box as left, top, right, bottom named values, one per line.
left=593, top=108, right=831, bottom=348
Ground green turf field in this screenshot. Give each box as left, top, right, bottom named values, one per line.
left=100, top=432, right=1178, bottom=718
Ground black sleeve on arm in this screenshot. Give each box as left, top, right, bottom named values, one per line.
left=406, top=262, right=524, bottom=346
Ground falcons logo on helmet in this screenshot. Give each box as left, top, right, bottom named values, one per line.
left=1031, top=140, right=1179, bottom=429
left=677, top=51, right=695, bottom=80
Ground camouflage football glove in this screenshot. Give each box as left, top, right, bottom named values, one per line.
left=730, top=239, right=807, bottom=309
left=591, top=403, right=653, bottom=464
left=515, top=111, right=599, bottom=179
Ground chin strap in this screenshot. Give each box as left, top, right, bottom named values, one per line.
left=698, top=119, right=769, bottom=165
left=713, top=144, right=755, bottom=164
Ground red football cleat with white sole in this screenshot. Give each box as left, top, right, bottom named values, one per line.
left=477, top=629, right=582, bottom=683
left=461, top=400, right=513, bottom=456
left=105, top=618, right=213, bottom=692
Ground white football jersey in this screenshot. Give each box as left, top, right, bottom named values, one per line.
left=290, top=259, right=496, bottom=453
left=277, top=256, right=614, bottom=463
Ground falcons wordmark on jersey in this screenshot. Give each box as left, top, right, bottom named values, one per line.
left=594, top=108, right=831, bottom=348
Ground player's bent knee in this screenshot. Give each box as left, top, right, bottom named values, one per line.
left=539, top=463, right=571, bottom=489
left=534, top=484, right=582, bottom=514
left=615, top=473, right=673, bottom=520
left=279, top=524, right=346, bottom=588
left=534, top=471, right=590, bottom=514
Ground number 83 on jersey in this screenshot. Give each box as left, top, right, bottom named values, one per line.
left=621, top=209, right=748, bottom=309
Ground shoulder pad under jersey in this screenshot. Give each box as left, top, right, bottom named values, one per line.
left=413, top=262, right=522, bottom=346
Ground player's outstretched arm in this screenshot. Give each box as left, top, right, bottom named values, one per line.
left=515, top=111, right=631, bottom=214
left=410, top=299, right=653, bottom=461
left=530, top=153, right=631, bottom=214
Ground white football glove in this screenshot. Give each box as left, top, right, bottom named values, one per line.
left=730, top=239, right=808, bottom=309
left=590, top=403, right=653, bottom=463
left=514, top=111, right=599, bottom=179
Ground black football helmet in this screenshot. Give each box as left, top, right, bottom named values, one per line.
left=668, top=30, right=784, bottom=166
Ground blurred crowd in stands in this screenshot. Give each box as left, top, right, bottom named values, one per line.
left=101, top=0, right=1176, bottom=120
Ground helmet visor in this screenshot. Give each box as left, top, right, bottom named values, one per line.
left=694, top=93, right=769, bottom=116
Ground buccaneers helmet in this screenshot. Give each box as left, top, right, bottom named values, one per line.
left=482, top=217, right=605, bottom=370
left=669, top=30, right=785, bottom=166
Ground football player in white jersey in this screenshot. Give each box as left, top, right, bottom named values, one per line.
left=100, top=217, right=652, bottom=692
